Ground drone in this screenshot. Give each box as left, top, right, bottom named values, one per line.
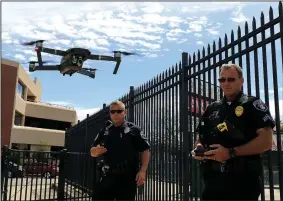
left=21, top=40, right=138, bottom=79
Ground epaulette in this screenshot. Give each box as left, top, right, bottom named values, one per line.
left=125, top=122, right=135, bottom=128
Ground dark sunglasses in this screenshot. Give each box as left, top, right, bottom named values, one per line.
left=218, top=77, right=236, bottom=83
left=110, top=110, right=124, bottom=114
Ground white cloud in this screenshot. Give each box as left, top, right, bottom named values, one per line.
left=188, top=16, right=208, bottom=32
left=140, top=2, right=165, bottom=14
left=2, top=2, right=253, bottom=63
left=269, top=99, right=283, bottom=120
left=14, top=54, right=26, bottom=61
left=181, top=2, right=246, bottom=14
left=230, top=5, right=249, bottom=23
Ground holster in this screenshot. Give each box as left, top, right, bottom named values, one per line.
left=102, top=161, right=129, bottom=176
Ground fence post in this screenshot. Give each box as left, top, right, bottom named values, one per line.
left=84, top=114, right=89, bottom=153
left=57, top=149, right=67, bottom=201
left=1, top=145, right=9, bottom=201
left=181, top=52, right=190, bottom=201
left=129, top=86, right=135, bottom=122
left=103, top=103, right=106, bottom=108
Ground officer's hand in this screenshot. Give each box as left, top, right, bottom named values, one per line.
left=191, top=143, right=205, bottom=161
left=136, top=170, right=146, bottom=186
left=203, top=144, right=229, bottom=162
left=90, top=145, right=107, bottom=157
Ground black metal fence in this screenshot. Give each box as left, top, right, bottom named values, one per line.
left=65, top=2, right=283, bottom=201
left=1, top=146, right=93, bottom=201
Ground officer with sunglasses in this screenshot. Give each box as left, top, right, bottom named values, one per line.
left=90, top=100, right=150, bottom=201
left=191, top=64, right=275, bottom=200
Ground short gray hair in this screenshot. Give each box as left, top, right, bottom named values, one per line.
left=220, top=63, right=243, bottom=78
left=110, top=100, right=125, bottom=110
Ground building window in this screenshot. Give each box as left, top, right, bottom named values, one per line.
left=14, top=112, right=23, bottom=126
left=17, top=81, right=25, bottom=99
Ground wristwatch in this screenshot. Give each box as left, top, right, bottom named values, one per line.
left=229, top=148, right=236, bottom=158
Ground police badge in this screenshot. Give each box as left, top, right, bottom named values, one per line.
left=235, top=106, right=244, bottom=117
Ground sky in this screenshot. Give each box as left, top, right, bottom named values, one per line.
left=2, top=2, right=283, bottom=121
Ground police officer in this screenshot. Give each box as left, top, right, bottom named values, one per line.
left=191, top=64, right=275, bottom=200
left=90, top=100, right=150, bottom=201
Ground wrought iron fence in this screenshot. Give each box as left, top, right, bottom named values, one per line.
left=1, top=147, right=93, bottom=201
left=11, top=2, right=282, bottom=201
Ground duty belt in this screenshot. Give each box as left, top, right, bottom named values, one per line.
left=201, top=158, right=260, bottom=173
left=102, top=161, right=129, bottom=175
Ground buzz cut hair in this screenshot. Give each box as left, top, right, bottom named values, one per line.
left=220, top=63, right=243, bottom=78
left=110, top=100, right=125, bottom=110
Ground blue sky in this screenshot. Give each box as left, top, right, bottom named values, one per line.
left=2, top=2, right=283, bottom=121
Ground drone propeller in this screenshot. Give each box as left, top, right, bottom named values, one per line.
left=21, top=40, right=45, bottom=46
left=22, top=60, right=52, bottom=64
left=112, top=50, right=139, bottom=56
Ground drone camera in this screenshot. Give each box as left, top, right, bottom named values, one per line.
left=72, top=55, right=84, bottom=67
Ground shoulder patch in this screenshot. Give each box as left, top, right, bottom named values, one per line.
left=253, top=99, right=268, bottom=112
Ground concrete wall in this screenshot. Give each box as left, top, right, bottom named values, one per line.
left=1, top=59, right=19, bottom=147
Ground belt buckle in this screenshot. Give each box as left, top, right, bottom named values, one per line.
left=220, top=162, right=226, bottom=172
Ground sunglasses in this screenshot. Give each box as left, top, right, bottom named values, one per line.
left=110, top=110, right=124, bottom=114
left=218, top=77, right=236, bottom=83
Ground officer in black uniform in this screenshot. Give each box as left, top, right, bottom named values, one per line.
left=191, top=64, right=275, bottom=201
left=90, top=100, right=150, bottom=201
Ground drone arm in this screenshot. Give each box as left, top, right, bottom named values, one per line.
left=29, top=65, right=59, bottom=72
left=89, top=54, right=116, bottom=61
left=37, top=47, right=66, bottom=56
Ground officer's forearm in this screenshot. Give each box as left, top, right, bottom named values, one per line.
left=140, top=149, right=150, bottom=172
left=234, top=128, right=273, bottom=156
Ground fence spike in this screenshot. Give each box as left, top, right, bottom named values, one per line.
left=197, top=50, right=201, bottom=60
left=252, top=17, right=257, bottom=30
left=207, top=44, right=211, bottom=54
left=269, top=6, right=274, bottom=19
left=279, top=1, right=283, bottom=15
left=260, top=11, right=264, bottom=20
left=238, top=25, right=241, bottom=37
left=231, top=30, right=234, bottom=41
left=218, top=37, right=222, bottom=47
left=245, top=21, right=249, bottom=32
left=224, top=33, right=228, bottom=44
left=213, top=41, right=216, bottom=50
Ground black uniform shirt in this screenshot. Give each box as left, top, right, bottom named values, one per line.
left=91, top=121, right=150, bottom=168
left=197, top=91, right=275, bottom=156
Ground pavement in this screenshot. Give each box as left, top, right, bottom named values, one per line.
left=4, top=177, right=281, bottom=201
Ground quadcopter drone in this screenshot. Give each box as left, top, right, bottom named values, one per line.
left=21, top=40, right=138, bottom=79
